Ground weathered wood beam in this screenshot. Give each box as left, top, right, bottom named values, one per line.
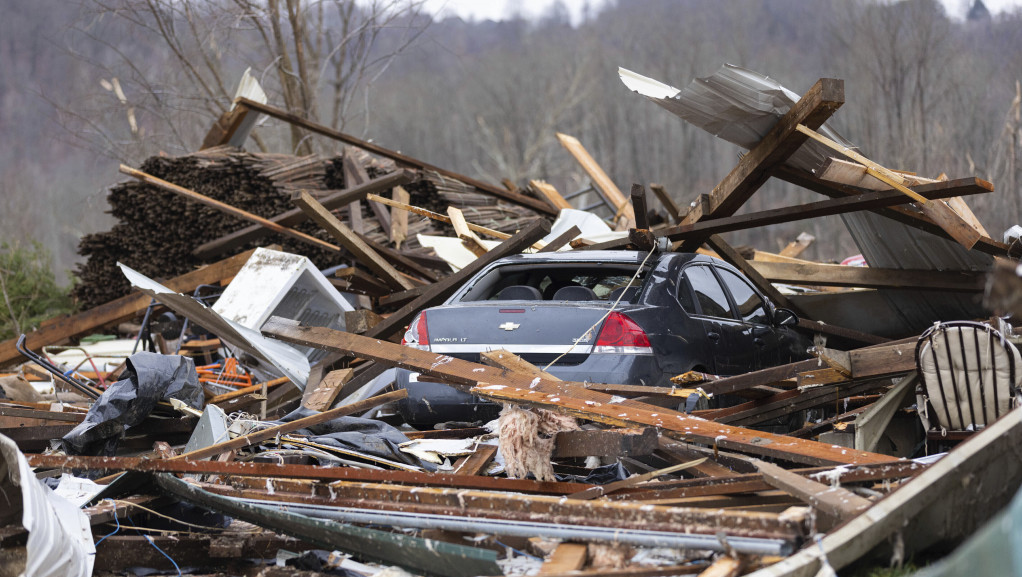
left=293, top=191, right=413, bottom=290
left=530, top=179, right=573, bottom=211
left=749, top=260, right=986, bottom=292
left=704, top=234, right=800, bottom=313
left=755, top=460, right=872, bottom=520
left=193, top=170, right=414, bottom=259
left=553, top=428, right=657, bottom=458
left=263, top=319, right=899, bottom=466
left=556, top=132, right=636, bottom=229
left=649, top=183, right=684, bottom=223
left=537, top=225, right=582, bottom=253
left=235, top=97, right=557, bottom=215
left=675, top=78, right=844, bottom=251
left=770, top=165, right=1013, bottom=258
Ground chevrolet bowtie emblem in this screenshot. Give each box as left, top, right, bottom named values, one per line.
left=498, top=322, right=520, bottom=331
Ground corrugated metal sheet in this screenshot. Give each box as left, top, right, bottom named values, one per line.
left=621, top=65, right=992, bottom=336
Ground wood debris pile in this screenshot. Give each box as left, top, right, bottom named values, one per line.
left=2, top=72, right=1022, bottom=577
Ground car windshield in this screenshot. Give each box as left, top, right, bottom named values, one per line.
left=457, top=262, right=647, bottom=302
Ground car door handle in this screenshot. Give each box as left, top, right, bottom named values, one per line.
left=754, top=337, right=765, bottom=346
left=707, top=331, right=720, bottom=342
left=752, top=326, right=771, bottom=337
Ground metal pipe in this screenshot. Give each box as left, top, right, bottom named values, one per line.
left=16, top=335, right=102, bottom=399
left=238, top=498, right=793, bottom=556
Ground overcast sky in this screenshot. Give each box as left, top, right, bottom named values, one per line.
left=423, top=0, right=1022, bottom=24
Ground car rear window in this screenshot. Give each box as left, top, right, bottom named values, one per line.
left=458, top=262, right=646, bottom=302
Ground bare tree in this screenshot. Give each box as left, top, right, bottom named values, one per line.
left=58, top=0, right=431, bottom=161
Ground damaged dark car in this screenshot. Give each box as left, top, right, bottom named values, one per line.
left=396, top=250, right=812, bottom=427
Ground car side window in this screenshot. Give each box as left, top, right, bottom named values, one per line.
left=717, top=268, right=770, bottom=325
left=682, top=266, right=733, bottom=318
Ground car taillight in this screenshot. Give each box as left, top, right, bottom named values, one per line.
left=401, top=311, right=430, bottom=350
left=594, top=312, right=652, bottom=353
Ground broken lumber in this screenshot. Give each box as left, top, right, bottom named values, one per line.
left=754, top=460, right=872, bottom=521
left=293, top=191, right=413, bottom=290
left=556, top=132, right=636, bottom=229
left=748, top=260, right=986, bottom=292
left=194, top=169, right=413, bottom=259
left=262, top=318, right=898, bottom=466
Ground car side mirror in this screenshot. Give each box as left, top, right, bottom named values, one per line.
left=773, top=308, right=799, bottom=327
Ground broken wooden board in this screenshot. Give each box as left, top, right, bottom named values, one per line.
left=675, top=78, right=844, bottom=251
left=390, top=185, right=411, bottom=247
left=779, top=233, right=815, bottom=258
left=194, top=170, right=414, bottom=259
left=0, top=247, right=262, bottom=368
left=649, top=183, right=684, bottom=223
left=748, top=260, right=986, bottom=292
left=294, top=191, right=413, bottom=290
left=755, top=460, right=872, bottom=521
left=343, top=310, right=383, bottom=335
left=747, top=398, right=1022, bottom=577
left=556, top=132, right=636, bottom=229
left=531, top=180, right=573, bottom=211
left=263, top=319, right=898, bottom=467
left=448, top=206, right=490, bottom=256
left=537, top=225, right=582, bottom=253
left=234, top=97, right=557, bottom=216
left=553, top=428, right=657, bottom=458
left=301, top=369, right=353, bottom=411
left=538, top=543, right=588, bottom=575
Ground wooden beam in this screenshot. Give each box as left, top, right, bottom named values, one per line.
left=330, top=268, right=392, bottom=298
left=354, top=231, right=440, bottom=283
left=630, top=183, right=650, bottom=230
left=363, top=219, right=551, bottom=341
left=0, top=247, right=262, bottom=369
left=453, top=444, right=498, bottom=476
left=200, top=102, right=252, bottom=149
left=293, top=191, right=413, bottom=290
left=779, top=233, right=815, bottom=258
left=263, top=319, right=899, bottom=466
left=537, top=225, right=581, bottom=253
left=530, top=180, right=573, bottom=211
left=755, top=460, right=872, bottom=520
left=120, top=165, right=339, bottom=254
left=770, top=165, right=1013, bottom=258
left=234, top=97, right=557, bottom=216
left=193, top=170, right=414, bottom=259
left=344, top=151, right=390, bottom=233
left=390, top=185, right=410, bottom=247
left=538, top=543, right=588, bottom=575
left=301, top=368, right=354, bottom=411
left=660, top=177, right=990, bottom=245
left=749, top=260, right=986, bottom=292
left=367, top=193, right=511, bottom=240
left=447, top=206, right=490, bottom=256
left=649, top=183, right=684, bottom=223
left=675, top=78, right=844, bottom=251
left=552, top=428, right=657, bottom=458
left=556, top=132, right=635, bottom=229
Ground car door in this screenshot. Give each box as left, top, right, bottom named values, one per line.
left=714, top=266, right=789, bottom=369
left=678, top=265, right=755, bottom=375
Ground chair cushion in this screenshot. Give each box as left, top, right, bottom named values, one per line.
left=552, top=286, right=598, bottom=301
left=918, top=323, right=1021, bottom=431
left=495, top=285, right=543, bottom=300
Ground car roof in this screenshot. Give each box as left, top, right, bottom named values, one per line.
left=487, top=250, right=706, bottom=265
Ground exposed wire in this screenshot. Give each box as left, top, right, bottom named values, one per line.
left=543, top=245, right=658, bottom=371
left=494, top=539, right=543, bottom=561
left=112, top=499, right=233, bottom=531
left=93, top=499, right=120, bottom=548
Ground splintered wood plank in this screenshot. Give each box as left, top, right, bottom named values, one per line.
left=0, top=247, right=263, bottom=369
left=453, top=444, right=498, bottom=476
left=779, top=233, right=815, bottom=258
left=343, top=310, right=383, bottom=335
left=294, top=191, right=413, bottom=291
left=447, top=206, right=490, bottom=256
left=658, top=438, right=735, bottom=477
left=480, top=349, right=559, bottom=380
left=234, top=97, right=558, bottom=216
left=539, top=543, right=588, bottom=575
left=553, top=428, right=657, bottom=458
left=367, top=194, right=515, bottom=241
left=331, top=268, right=392, bottom=297
left=345, top=151, right=391, bottom=233
left=194, top=170, right=414, bottom=259
left=697, top=556, right=744, bottom=577
left=649, top=183, right=684, bottom=223
left=263, top=319, right=898, bottom=466
left=342, top=151, right=366, bottom=235
left=537, top=225, right=581, bottom=253
left=120, top=165, right=340, bottom=254
left=390, top=185, right=410, bottom=247
left=530, top=179, right=573, bottom=211
left=556, top=132, right=635, bottom=229
left=301, top=368, right=354, bottom=411
left=755, top=460, right=872, bottom=521
left=675, top=78, right=844, bottom=251
left=631, top=183, right=650, bottom=230
left=748, top=260, right=986, bottom=292
left=200, top=102, right=252, bottom=149
left=362, top=219, right=551, bottom=341
left=355, top=232, right=440, bottom=282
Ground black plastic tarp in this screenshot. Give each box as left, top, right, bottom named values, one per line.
left=61, top=352, right=204, bottom=455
